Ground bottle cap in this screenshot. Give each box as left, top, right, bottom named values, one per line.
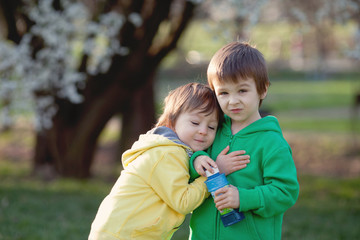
left=205, top=167, right=219, bottom=177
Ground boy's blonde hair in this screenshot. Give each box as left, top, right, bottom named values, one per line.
left=207, top=42, right=270, bottom=106
left=156, top=83, right=222, bottom=130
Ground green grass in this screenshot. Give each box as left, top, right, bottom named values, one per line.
left=263, top=79, right=356, bottom=111
left=282, top=175, right=360, bottom=240
left=263, top=78, right=360, bottom=133
left=0, top=160, right=359, bottom=240
left=0, top=162, right=112, bottom=240
left=279, top=118, right=357, bottom=132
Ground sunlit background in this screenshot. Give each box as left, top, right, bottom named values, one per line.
left=0, top=0, right=359, bottom=239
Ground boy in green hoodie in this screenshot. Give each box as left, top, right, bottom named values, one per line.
left=188, top=42, right=299, bottom=240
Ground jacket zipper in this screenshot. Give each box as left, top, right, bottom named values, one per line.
left=229, top=134, right=234, bottom=148
left=214, top=133, right=234, bottom=239
left=215, top=209, right=220, bottom=239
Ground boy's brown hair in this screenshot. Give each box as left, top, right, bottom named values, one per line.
left=156, top=83, right=222, bottom=130
left=207, top=42, right=270, bottom=106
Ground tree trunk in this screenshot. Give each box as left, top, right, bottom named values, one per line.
left=31, top=0, right=196, bottom=178
left=118, top=72, right=157, bottom=156
left=33, top=77, right=135, bottom=178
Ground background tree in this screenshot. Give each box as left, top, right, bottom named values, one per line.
left=281, top=0, right=360, bottom=76
left=0, top=0, right=359, bottom=179
left=199, top=0, right=269, bottom=42
left=0, top=0, right=200, bottom=178
left=281, top=0, right=360, bottom=150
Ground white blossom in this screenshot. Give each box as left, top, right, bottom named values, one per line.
left=203, top=0, right=269, bottom=42
left=290, top=8, right=308, bottom=25
left=128, top=13, right=143, bottom=27
left=0, top=0, right=127, bottom=130
left=288, top=0, right=360, bottom=62
left=0, top=107, right=12, bottom=129
left=100, top=12, right=125, bottom=37
left=118, top=46, right=130, bottom=56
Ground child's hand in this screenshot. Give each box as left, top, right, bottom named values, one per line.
left=194, top=155, right=217, bottom=177
left=216, top=146, right=250, bottom=175
left=214, top=185, right=240, bottom=211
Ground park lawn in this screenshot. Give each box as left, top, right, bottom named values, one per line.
left=282, top=175, right=360, bottom=240
left=0, top=159, right=359, bottom=240
left=263, top=78, right=357, bottom=111
left=264, top=78, right=359, bottom=133
left=1, top=73, right=359, bottom=239
left=0, top=160, right=112, bottom=240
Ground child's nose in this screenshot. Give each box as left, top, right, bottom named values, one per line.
left=229, top=94, right=239, bottom=104
left=198, top=126, right=208, bottom=135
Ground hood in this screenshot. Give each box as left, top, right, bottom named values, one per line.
left=122, top=126, right=193, bottom=168
left=223, top=115, right=283, bottom=136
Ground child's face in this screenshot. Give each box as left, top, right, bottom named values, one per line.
left=213, top=77, right=267, bottom=131
left=174, top=108, right=218, bottom=152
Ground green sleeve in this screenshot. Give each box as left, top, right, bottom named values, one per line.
left=189, top=151, right=209, bottom=182
left=238, top=147, right=299, bottom=217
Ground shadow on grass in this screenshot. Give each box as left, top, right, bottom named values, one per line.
left=0, top=176, right=110, bottom=240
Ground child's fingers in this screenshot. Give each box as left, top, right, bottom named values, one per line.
left=218, top=146, right=230, bottom=156
left=232, top=155, right=250, bottom=163
left=207, top=159, right=218, bottom=169
left=202, top=162, right=215, bottom=174
left=216, top=198, right=235, bottom=211
left=195, top=166, right=206, bottom=177
left=214, top=185, right=239, bottom=210
left=200, top=158, right=217, bottom=174
left=195, top=156, right=215, bottom=176
left=231, top=163, right=248, bottom=172
left=235, top=158, right=250, bottom=167
left=228, top=150, right=246, bottom=156
left=215, top=199, right=228, bottom=211
left=214, top=187, right=228, bottom=196
left=214, top=191, right=230, bottom=210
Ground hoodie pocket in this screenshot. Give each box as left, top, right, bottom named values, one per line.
left=245, top=212, right=278, bottom=240
left=131, top=216, right=179, bottom=239
left=245, top=212, right=262, bottom=240
left=131, top=217, right=163, bottom=238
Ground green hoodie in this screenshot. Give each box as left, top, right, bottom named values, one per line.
left=189, top=116, right=299, bottom=240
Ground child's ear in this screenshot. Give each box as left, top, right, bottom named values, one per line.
left=260, top=87, right=268, bottom=100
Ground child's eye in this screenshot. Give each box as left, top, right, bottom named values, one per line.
left=208, top=126, right=215, bottom=130
left=191, top=121, right=199, bottom=126
left=218, top=91, right=227, bottom=96
left=239, top=89, right=247, bottom=93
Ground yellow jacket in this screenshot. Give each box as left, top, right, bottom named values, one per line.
left=89, top=127, right=208, bottom=240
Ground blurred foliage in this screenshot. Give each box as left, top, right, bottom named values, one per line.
left=161, top=20, right=357, bottom=71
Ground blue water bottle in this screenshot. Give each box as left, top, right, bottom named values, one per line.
left=205, top=167, right=245, bottom=227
